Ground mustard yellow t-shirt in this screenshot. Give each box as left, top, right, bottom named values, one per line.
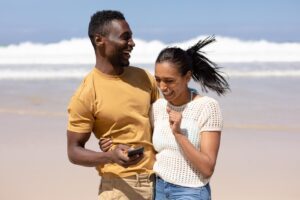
left=67, top=66, right=159, bottom=177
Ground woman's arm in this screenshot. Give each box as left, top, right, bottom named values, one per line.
left=167, top=107, right=221, bottom=178
left=174, top=131, right=221, bottom=179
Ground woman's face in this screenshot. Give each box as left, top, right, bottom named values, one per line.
left=155, top=61, right=191, bottom=106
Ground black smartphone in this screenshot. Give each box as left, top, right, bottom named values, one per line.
left=127, top=146, right=144, bottom=157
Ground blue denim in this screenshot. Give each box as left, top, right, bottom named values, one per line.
left=155, top=176, right=211, bottom=200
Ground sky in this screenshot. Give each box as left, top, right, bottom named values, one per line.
left=1, top=0, right=300, bottom=45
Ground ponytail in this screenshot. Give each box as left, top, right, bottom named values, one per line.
left=186, top=36, right=230, bottom=95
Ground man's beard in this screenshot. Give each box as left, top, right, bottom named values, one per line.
left=117, top=58, right=130, bottom=67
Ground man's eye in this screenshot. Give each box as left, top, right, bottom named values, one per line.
left=121, top=33, right=132, bottom=40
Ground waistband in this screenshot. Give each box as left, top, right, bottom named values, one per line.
left=101, top=173, right=155, bottom=187
left=102, top=173, right=154, bottom=180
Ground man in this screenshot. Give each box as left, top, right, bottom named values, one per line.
left=67, top=10, right=159, bottom=199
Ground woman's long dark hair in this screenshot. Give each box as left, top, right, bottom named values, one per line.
left=155, top=36, right=230, bottom=95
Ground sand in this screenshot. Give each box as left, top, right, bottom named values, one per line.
left=1, top=77, right=300, bottom=200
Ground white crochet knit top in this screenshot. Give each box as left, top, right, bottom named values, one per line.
left=151, top=96, right=223, bottom=187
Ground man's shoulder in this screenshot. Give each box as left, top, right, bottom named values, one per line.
left=127, top=66, right=153, bottom=77
left=125, top=66, right=156, bottom=88
left=73, top=70, right=96, bottom=99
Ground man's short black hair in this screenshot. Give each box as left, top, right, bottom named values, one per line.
left=88, top=10, right=125, bottom=48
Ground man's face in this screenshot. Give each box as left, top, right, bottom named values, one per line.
left=103, top=20, right=135, bottom=67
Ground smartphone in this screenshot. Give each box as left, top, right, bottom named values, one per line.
left=127, top=146, right=144, bottom=157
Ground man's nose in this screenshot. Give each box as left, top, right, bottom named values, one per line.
left=128, top=38, right=135, bottom=47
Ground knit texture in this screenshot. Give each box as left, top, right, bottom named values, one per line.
left=151, top=96, right=223, bottom=187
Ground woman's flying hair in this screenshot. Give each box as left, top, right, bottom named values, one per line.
left=186, top=36, right=230, bottom=95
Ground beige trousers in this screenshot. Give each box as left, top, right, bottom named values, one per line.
left=98, top=173, right=155, bottom=200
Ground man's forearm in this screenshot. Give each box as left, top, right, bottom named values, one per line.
left=68, top=146, right=112, bottom=167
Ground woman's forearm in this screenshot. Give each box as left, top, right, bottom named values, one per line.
left=174, top=133, right=216, bottom=178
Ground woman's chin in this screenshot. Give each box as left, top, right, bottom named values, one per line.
left=165, top=97, right=175, bottom=104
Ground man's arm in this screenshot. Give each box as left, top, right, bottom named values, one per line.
left=67, top=130, right=143, bottom=167
left=67, top=130, right=113, bottom=167
left=67, top=130, right=134, bottom=167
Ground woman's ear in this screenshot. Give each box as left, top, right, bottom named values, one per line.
left=185, top=70, right=192, bottom=82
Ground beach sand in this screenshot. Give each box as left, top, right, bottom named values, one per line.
left=0, top=77, right=299, bottom=200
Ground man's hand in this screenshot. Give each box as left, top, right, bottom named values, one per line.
left=109, top=144, right=144, bottom=168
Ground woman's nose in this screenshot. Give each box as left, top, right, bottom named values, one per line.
left=159, top=82, right=167, bottom=91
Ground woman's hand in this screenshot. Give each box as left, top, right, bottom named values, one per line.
left=99, top=137, right=112, bottom=152
left=166, top=107, right=182, bottom=135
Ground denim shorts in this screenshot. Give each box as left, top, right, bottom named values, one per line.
left=155, top=176, right=211, bottom=200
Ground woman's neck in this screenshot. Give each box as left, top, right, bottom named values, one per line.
left=169, top=89, right=192, bottom=106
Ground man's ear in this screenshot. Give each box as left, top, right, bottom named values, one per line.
left=94, top=34, right=104, bottom=47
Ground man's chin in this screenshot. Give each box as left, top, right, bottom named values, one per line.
left=121, top=61, right=130, bottom=67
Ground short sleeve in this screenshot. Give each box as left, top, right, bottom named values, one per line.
left=149, top=106, right=154, bottom=129
left=200, top=100, right=223, bottom=132
left=146, top=70, right=160, bottom=103
left=67, top=97, right=94, bottom=133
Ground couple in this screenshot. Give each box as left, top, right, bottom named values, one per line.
left=67, top=10, right=230, bottom=200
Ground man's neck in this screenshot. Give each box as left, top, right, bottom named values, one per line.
left=95, top=59, right=124, bottom=76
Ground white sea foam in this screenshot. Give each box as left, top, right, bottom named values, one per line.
left=0, top=68, right=89, bottom=80
left=1, top=36, right=300, bottom=80
left=0, top=63, right=300, bottom=80
left=1, top=35, right=300, bottom=64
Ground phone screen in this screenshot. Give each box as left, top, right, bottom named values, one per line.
left=127, top=146, right=144, bottom=157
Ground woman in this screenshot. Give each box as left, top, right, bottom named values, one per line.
left=100, top=36, right=230, bottom=199
left=151, top=36, right=229, bottom=200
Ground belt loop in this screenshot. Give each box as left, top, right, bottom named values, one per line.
left=135, top=173, right=141, bottom=187
left=147, top=173, right=151, bottom=183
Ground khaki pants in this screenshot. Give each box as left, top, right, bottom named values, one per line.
left=98, top=173, right=155, bottom=200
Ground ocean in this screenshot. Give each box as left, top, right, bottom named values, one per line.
left=1, top=62, right=299, bottom=133
left=1, top=62, right=300, bottom=80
